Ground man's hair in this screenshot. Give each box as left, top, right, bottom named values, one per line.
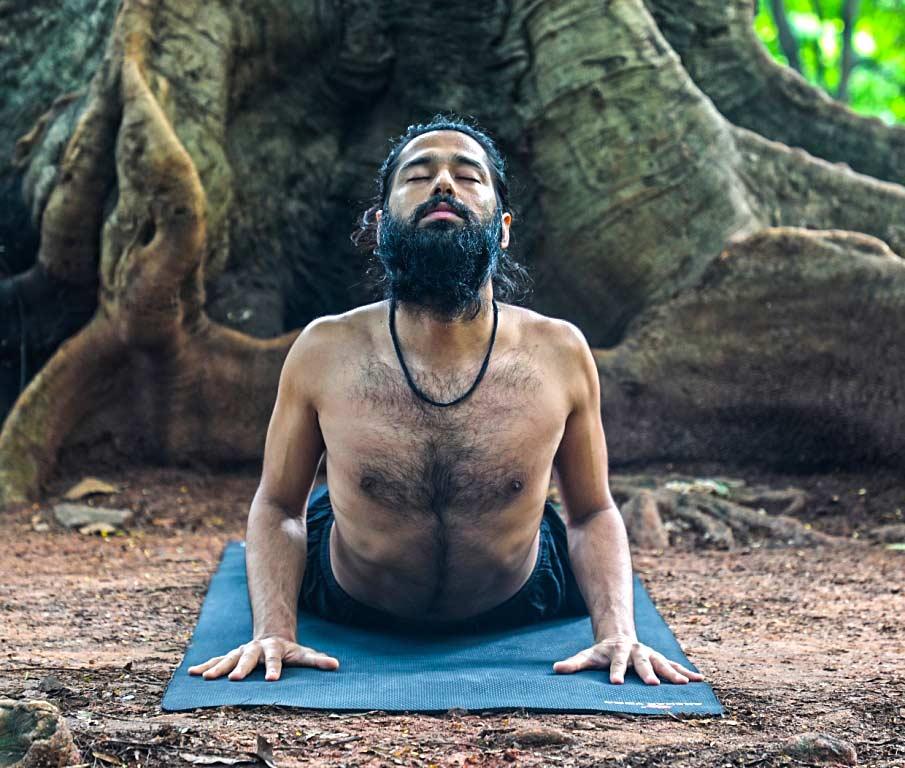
left=353, top=113, right=531, bottom=302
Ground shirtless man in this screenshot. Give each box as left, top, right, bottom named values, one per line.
left=188, top=116, right=703, bottom=688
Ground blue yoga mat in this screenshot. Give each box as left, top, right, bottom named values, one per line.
left=162, top=540, right=722, bottom=715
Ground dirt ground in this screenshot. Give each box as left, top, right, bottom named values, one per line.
left=1, top=461, right=903, bottom=767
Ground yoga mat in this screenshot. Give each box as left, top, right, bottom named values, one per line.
left=162, top=540, right=722, bottom=715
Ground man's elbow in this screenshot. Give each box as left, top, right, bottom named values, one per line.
left=565, top=504, right=622, bottom=529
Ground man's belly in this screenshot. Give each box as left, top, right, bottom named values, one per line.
left=327, top=517, right=543, bottom=621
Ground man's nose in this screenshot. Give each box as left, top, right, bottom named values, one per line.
left=432, top=169, right=455, bottom=197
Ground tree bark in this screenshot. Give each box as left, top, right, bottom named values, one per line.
left=1, top=0, right=904, bottom=508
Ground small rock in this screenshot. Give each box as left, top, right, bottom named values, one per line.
left=498, top=726, right=574, bottom=747
left=37, top=675, right=68, bottom=694
left=62, top=477, right=119, bottom=500
left=781, top=732, right=857, bottom=766
left=53, top=503, right=132, bottom=529
left=0, top=698, right=81, bottom=767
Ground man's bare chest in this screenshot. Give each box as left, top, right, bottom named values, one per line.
left=322, top=351, right=566, bottom=519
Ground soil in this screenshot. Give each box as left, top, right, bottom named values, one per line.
left=1, top=460, right=903, bottom=767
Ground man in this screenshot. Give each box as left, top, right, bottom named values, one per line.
left=188, top=116, right=703, bottom=688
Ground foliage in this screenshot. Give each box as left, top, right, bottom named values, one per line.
left=754, top=0, right=905, bottom=123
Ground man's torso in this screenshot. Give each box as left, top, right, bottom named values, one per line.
left=310, top=301, right=576, bottom=621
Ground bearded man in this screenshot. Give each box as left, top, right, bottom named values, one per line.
left=188, top=116, right=703, bottom=688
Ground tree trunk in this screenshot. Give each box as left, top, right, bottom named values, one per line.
left=1, top=0, right=904, bottom=507
left=837, top=0, right=859, bottom=103
left=769, top=0, right=802, bottom=74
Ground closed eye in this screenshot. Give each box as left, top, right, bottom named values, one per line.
left=406, top=176, right=429, bottom=182
left=457, top=176, right=480, bottom=183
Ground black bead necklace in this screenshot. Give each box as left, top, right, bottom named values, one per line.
left=389, top=298, right=499, bottom=408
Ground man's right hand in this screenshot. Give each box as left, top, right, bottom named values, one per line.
left=187, top=635, right=340, bottom=681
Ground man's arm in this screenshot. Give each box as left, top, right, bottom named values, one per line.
left=245, top=319, right=328, bottom=640
left=550, top=323, right=631, bottom=641
left=550, top=322, right=703, bottom=685
left=189, top=318, right=338, bottom=681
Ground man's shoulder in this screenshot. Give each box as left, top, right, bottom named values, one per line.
left=285, top=302, right=384, bottom=365
left=509, top=307, right=595, bottom=408
left=508, top=304, right=588, bottom=355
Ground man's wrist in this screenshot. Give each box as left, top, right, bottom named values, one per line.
left=592, top=618, right=637, bottom=643
left=594, top=631, right=637, bottom=644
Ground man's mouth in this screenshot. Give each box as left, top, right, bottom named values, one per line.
left=421, top=210, right=461, bottom=222
left=419, top=202, right=465, bottom=224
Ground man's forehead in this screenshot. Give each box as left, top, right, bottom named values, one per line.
left=395, top=130, right=491, bottom=170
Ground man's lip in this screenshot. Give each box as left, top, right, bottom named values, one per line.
left=421, top=210, right=462, bottom=222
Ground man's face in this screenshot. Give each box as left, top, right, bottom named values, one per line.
left=375, top=131, right=512, bottom=320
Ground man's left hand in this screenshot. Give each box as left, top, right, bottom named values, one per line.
left=552, top=635, right=705, bottom=685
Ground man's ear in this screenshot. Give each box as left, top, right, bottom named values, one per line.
left=500, top=211, right=512, bottom=249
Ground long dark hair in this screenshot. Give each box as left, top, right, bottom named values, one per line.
left=352, top=114, right=532, bottom=304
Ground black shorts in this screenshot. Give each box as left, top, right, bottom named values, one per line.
left=299, top=484, right=589, bottom=636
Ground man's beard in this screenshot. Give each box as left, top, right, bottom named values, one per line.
left=375, top=195, right=504, bottom=321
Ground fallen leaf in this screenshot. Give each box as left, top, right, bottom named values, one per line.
left=78, top=521, right=119, bottom=537
left=664, top=479, right=730, bottom=497
left=64, top=477, right=119, bottom=500
left=92, top=752, right=125, bottom=766
left=31, top=513, right=49, bottom=532
left=179, top=754, right=255, bottom=766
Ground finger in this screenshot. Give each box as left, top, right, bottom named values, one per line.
left=552, top=647, right=609, bottom=674
left=228, top=646, right=262, bottom=681
left=262, top=647, right=283, bottom=681
left=609, top=650, right=630, bottom=685
left=632, top=653, right=660, bottom=686
left=668, top=660, right=704, bottom=681
left=202, top=649, right=242, bottom=680
left=188, top=656, right=223, bottom=675
left=286, top=646, right=340, bottom=671
left=651, top=655, right=689, bottom=684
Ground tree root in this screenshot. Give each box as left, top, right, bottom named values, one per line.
left=596, top=226, right=905, bottom=470
left=0, top=2, right=297, bottom=507
left=643, top=0, right=905, bottom=185
left=732, top=127, right=905, bottom=257
left=611, top=472, right=833, bottom=549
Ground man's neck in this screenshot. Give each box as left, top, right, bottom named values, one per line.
left=392, top=284, right=496, bottom=368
